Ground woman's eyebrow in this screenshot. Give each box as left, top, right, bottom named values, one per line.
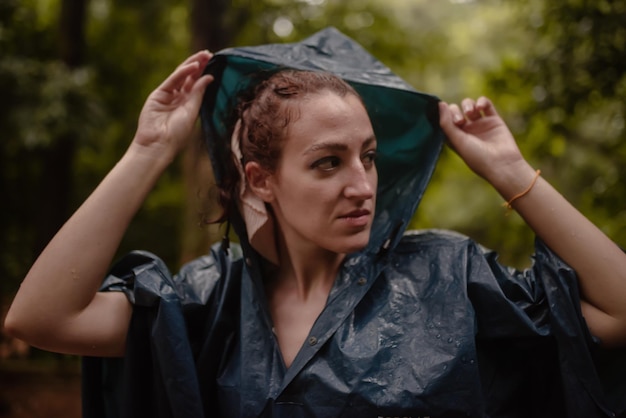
left=304, top=141, right=347, bottom=154
left=362, top=135, right=377, bottom=149
left=305, top=135, right=377, bottom=154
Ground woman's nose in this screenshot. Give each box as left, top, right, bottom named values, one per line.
left=344, top=164, right=376, bottom=200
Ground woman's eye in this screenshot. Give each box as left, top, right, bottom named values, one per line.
left=312, top=156, right=341, bottom=171
left=362, top=150, right=377, bottom=167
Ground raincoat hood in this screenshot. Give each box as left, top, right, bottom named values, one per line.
left=199, top=27, right=445, bottom=258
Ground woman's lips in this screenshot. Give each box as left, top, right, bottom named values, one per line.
left=339, top=209, right=371, bottom=227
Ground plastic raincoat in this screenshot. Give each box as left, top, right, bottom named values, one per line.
left=82, top=28, right=626, bottom=418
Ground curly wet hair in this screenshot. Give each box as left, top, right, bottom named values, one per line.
left=213, top=69, right=362, bottom=223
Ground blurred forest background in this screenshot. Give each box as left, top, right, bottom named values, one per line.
left=1, top=0, right=625, bottom=415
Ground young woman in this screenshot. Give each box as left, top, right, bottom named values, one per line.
left=5, top=31, right=626, bottom=417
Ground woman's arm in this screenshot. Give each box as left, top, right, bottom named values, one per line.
left=439, top=97, right=626, bottom=347
left=4, top=51, right=214, bottom=357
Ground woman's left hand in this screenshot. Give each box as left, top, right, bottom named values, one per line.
left=441, top=97, right=626, bottom=348
left=438, top=97, right=529, bottom=183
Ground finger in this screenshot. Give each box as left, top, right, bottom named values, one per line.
left=439, top=102, right=466, bottom=154
left=476, top=96, right=498, bottom=117
left=461, top=98, right=482, bottom=121
left=448, top=103, right=466, bottom=126
left=438, top=101, right=450, bottom=125
left=181, top=74, right=195, bottom=93
left=438, top=101, right=455, bottom=130
left=160, top=51, right=213, bottom=93
left=438, top=102, right=462, bottom=137
left=186, top=74, right=215, bottom=110
left=191, top=74, right=214, bottom=97
left=178, top=50, right=213, bottom=69
left=159, top=61, right=203, bottom=94
left=182, top=51, right=213, bottom=81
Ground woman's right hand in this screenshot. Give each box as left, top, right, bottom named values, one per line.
left=131, top=50, right=214, bottom=164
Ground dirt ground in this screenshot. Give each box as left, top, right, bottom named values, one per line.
left=0, top=366, right=81, bottom=418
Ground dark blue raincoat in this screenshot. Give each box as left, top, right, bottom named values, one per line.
left=82, top=28, right=626, bottom=418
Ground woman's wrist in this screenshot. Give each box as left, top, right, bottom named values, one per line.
left=484, top=160, right=539, bottom=202
left=125, top=139, right=178, bottom=173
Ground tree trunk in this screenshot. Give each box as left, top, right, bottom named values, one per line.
left=34, top=0, right=88, bottom=255
left=179, top=0, right=234, bottom=263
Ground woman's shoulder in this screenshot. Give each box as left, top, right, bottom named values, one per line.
left=101, top=243, right=244, bottom=306
left=177, top=242, right=244, bottom=281
left=174, top=243, right=245, bottom=304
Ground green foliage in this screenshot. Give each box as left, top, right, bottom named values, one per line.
left=483, top=0, right=626, bottom=252
left=0, top=0, right=189, bottom=298
left=2, top=0, right=625, bottom=301
left=397, top=0, right=626, bottom=267
left=0, top=0, right=102, bottom=298
left=0, top=59, right=102, bottom=148
left=228, top=0, right=420, bottom=72
left=393, top=0, right=544, bottom=267
left=0, top=0, right=102, bottom=149
left=80, top=0, right=192, bottom=268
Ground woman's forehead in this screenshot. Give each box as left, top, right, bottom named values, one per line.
left=284, top=93, right=374, bottom=149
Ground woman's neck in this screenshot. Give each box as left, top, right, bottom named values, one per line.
left=263, top=228, right=345, bottom=368
left=275, top=245, right=345, bottom=301
left=270, top=232, right=345, bottom=301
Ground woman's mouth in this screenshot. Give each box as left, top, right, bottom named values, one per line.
left=339, top=209, right=371, bottom=227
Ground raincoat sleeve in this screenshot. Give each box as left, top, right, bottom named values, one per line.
left=81, top=245, right=242, bottom=418
left=454, top=230, right=626, bottom=416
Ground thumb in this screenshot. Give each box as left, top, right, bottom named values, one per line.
left=438, top=101, right=453, bottom=130
left=187, top=74, right=215, bottom=112
left=438, top=101, right=463, bottom=151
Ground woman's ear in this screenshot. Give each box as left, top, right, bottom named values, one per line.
left=245, top=161, right=275, bottom=202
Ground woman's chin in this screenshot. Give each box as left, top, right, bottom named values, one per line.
left=332, top=234, right=371, bottom=255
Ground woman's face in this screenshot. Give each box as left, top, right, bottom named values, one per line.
left=264, top=91, right=378, bottom=255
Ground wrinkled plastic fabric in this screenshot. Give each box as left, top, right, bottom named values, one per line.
left=81, top=28, right=626, bottom=418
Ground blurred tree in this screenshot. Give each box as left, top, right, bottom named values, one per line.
left=399, top=0, right=626, bottom=267
left=483, top=0, right=626, bottom=254
left=6, top=0, right=622, bottom=296
left=0, top=0, right=103, bottom=300
left=1, top=0, right=420, bottom=299
left=179, top=0, right=233, bottom=263
left=0, top=0, right=192, bottom=299
left=82, top=0, right=192, bottom=268
left=36, top=0, right=87, bottom=257
left=399, top=0, right=541, bottom=267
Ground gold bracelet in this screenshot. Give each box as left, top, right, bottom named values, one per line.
left=502, top=169, right=541, bottom=211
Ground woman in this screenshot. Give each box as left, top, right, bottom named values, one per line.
left=5, top=29, right=626, bottom=417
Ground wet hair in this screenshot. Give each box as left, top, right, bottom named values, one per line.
left=214, top=69, right=362, bottom=222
